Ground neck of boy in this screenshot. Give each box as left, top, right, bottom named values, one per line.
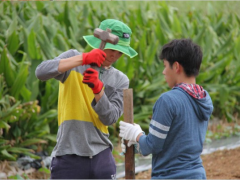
left=102, top=65, right=111, bottom=69
left=180, top=78, right=196, bottom=85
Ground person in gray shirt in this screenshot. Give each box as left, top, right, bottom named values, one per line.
left=35, top=19, right=138, bottom=179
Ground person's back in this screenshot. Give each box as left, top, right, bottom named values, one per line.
left=150, top=86, right=213, bottom=179
left=119, top=38, right=214, bottom=179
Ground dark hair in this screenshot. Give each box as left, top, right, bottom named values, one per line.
left=159, top=39, right=203, bottom=77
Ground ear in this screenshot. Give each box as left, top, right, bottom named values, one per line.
left=173, top=62, right=181, bottom=73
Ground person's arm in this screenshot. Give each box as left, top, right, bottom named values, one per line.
left=36, top=49, right=106, bottom=82
left=119, top=121, right=144, bottom=146
left=93, top=76, right=129, bottom=125
left=136, top=133, right=144, bottom=142
left=138, top=94, right=174, bottom=156
left=58, top=48, right=106, bottom=73
left=58, top=54, right=83, bottom=73
left=82, top=68, right=130, bottom=125
left=119, top=94, right=174, bottom=156
left=35, top=49, right=79, bottom=82
left=94, top=89, right=104, bottom=103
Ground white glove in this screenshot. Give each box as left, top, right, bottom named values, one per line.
left=121, top=138, right=141, bottom=154
left=121, top=138, right=126, bottom=153
left=121, top=138, right=136, bottom=153
left=119, top=121, right=143, bottom=146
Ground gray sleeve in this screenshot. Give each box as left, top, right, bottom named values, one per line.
left=92, top=81, right=129, bottom=126
left=35, top=49, right=81, bottom=83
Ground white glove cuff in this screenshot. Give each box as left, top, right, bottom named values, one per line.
left=133, top=128, right=144, bottom=142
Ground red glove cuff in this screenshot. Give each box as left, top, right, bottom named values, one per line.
left=92, top=80, right=103, bottom=94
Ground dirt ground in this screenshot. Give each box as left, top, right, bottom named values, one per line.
left=135, top=146, right=240, bottom=179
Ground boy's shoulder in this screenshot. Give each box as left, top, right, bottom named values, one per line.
left=160, top=87, right=184, bottom=98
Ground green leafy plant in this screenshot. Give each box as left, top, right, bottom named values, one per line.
left=0, top=74, right=57, bottom=160
left=1, top=1, right=240, bottom=159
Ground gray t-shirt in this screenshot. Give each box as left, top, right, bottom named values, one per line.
left=35, top=49, right=129, bottom=157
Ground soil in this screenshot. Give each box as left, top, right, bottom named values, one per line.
left=135, top=147, right=240, bottom=179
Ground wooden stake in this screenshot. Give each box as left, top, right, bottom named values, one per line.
left=123, top=89, right=135, bottom=179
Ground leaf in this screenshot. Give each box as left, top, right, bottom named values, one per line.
left=234, top=35, right=240, bottom=60
left=20, top=86, right=31, bottom=102
left=54, top=33, right=69, bottom=51
left=6, top=31, right=19, bottom=55
left=35, top=1, right=45, bottom=11
left=0, top=121, right=10, bottom=130
left=8, top=147, right=34, bottom=153
left=27, top=13, right=42, bottom=33
left=44, top=134, right=57, bottom=142
left=10, top=63, right=29, bottom=98
left=6, top=10, right=18, bottom=40
left=1, top=149, right=16, bottom=161
left=27, top=29, right=38, bottom=60
left=0, top=97, right=20, bottom=121
left=38, top=109, right=58, bottom=121
left=215, top=34, right=233, bottom=55
left=20, top=138, right=47, bottom=146
left=37, top=32, right=55, bottom=59
left=0, top=48, right=15, bottom=87
left=38, top=167, right=51, bottom=174
left=8, top=174, right=24, bottom=180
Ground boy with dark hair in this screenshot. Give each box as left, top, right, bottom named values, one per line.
left=160, top=38, right=203, bottom=77
left=120, top=38, right=213, bottom=179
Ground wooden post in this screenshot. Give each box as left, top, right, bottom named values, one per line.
left=123, top=89, right=135, bottom=179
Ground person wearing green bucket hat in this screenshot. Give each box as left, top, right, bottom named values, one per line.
left=35, top=19, right=137, bottom=179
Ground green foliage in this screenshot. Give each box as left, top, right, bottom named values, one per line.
left=0, top=74, right=57, bottom=160
left=7, top=167, right=50, bottom=179
left=7, top=174, right=25, bottom=180
left=206, top=123, right=240, bottom=142
left=1, top=1, right=240, bottom=160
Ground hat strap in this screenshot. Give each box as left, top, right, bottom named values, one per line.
left=117, top=39, right=130, bottom=47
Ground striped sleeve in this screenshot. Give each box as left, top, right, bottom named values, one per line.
left=139, top=93, right=175, bottom=156
left=149, top=119, right=170, bottom=139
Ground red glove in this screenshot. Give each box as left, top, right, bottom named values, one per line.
left=82, top=49, right=106, bottom=67
left=82, top=68, right=103, bottom=94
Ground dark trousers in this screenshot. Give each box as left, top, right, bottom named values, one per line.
left=50, top=148, right=116, bottom=179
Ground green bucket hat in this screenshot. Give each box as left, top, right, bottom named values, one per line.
left=83, top=19, right=138, bottom=58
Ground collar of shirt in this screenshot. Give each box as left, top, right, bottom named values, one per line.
left=174, top=83, right=206, bottom=99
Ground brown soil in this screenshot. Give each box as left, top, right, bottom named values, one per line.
left=135, top=147, right=240, bottom=179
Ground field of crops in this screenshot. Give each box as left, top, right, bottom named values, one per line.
left=1, top=1, right=240, bottom=164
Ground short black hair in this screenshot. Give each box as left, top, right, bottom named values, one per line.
left=159, top=39, right=203, bottom=77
